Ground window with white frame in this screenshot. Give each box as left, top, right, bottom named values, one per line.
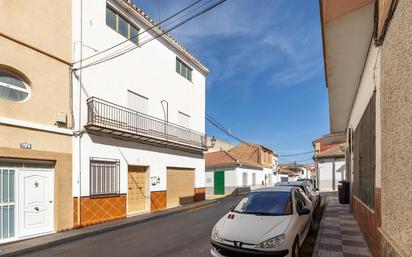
left=90, top=158, right=120, bottom=196
left=0, top=169, right=16, bottom=240
left=0, top=70, right=30, bottom=102
left=127, top=90, right=148, bottom=114
left=178, top=111, right=190, bottom=128
left=176, top=58, right=192, bottom=81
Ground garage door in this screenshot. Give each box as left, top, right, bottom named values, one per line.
left=167, top=168, right=195, bottom=208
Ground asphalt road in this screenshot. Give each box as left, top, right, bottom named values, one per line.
left=19, top=195, right=325, bottom=257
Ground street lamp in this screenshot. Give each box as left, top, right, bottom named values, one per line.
left=210, top=136, right=216, bottom=149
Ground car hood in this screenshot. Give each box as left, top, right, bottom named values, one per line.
left=217, top=213, right=292, bottom=245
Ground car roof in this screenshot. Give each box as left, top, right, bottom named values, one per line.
left=277, top=181, right=306, bottom=186
left=252, top=186, right=294, bottom=193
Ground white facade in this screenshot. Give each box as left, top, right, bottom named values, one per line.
left=205, top=166, right=275, bottom=195
left=317, top=158, right=345, bottom=191
left=71, top=0, right=207, bottom=209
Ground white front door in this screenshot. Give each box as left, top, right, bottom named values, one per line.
left=18, top=169, right=54, bottom=238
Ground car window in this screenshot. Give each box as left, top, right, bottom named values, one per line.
left=233, top=191, right=292, bottom=216
left=294, top=190, right=306, bottom=212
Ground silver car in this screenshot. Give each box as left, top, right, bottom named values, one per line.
left=277, top=181, right=320, bottom=209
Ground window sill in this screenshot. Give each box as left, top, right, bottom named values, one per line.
left=90, top=193, right=121, bottom=199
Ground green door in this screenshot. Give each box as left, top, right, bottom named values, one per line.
left=214, top=171, right=225, bottom=195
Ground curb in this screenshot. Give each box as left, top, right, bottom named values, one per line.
left=311, top=196, right=329, bottom=257
left=0, top=200, right=217, bottom=257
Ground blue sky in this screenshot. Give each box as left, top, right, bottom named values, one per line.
left=134, top=0, right=330, bottom=163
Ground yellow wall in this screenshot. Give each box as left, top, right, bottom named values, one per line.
left=0, top=37, right=72, bottom=127
left=0, top=0, right=72, bottom=62
left=0, top=0, right=73, bottom=232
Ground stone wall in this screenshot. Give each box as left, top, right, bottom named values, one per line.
left=380, top=0, right=412, bottom=255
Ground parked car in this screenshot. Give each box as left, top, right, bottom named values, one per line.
left=277, top=180, right=320, bottom=208
left=210, top=186, right=313, bottom=257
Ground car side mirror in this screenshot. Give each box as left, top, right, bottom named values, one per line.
left=298, top=207, right=311, bottom=216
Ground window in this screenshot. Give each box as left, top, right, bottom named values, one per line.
left=294, top=190, right=305, bottom=213
left=90, top=158, right=120, bottom=196
left=127, top=90, right=148, bottom=114
left=242, top=172, right=248, bottom=187
left=233, top=191, right=292, bottom=216
left=178, top=111, right=190, bottom=128
left=106, top=6, right=139, bottom=44
left=252, top=173, right=257, bottom=186
left=0, top=169, right=15, bottom=240
left=176, top=58, right=192, bottom=81
left=0, top=70, right=30, bottom=102
left=353, top=93, right=376, bottom=209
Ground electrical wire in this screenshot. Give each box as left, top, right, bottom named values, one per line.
left=75, top=0, right=226, bottom=71
left=279, top=150, right=314, bottom=157
left=73, top=0, right=203, bottom=65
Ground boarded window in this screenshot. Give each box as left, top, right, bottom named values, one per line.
left=242, top=173, right=248, bottom=187
left=353, top=93, right=376, bottom=209
left=127, top=90, right=148, bottom=114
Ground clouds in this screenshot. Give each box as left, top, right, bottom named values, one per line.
left=134, top=0, right=323, bottom=88
left=133, top=0, right=329, bottom=160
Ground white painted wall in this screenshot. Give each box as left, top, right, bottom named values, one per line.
left=72, top=0, right=206, bottom=197
left=318, top=158, right=345, bottom=191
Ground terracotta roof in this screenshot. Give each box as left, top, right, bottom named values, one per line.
left=117, top=0, right=208, bottom=75
left=277, top=166, right=300, bottom=176
left=205, top=150, right=262, bottom=169
left=315, top=143, right=345, bottom=159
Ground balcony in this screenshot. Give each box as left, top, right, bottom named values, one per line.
left=85, top=97, right=207, bottom=153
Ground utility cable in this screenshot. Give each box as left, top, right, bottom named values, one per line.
left=74, top=0, right=226, bottom=71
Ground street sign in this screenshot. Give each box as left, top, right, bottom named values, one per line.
left=308, top=163, right=316, bottom=171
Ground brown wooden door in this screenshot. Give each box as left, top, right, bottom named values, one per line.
left=128, top=166, right=147, bottom=214
left=167, top=168, right=195, bottom=208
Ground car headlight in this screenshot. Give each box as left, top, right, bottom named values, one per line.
left=211, top=226, right=224, bottom=243
left=256, top=234, right=286, bottom=249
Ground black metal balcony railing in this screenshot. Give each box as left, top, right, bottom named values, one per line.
left=86, top=97, right=207, bottom=151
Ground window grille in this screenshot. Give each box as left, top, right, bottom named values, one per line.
left=0, top=169, right=15, bottom=240
left=90, top=158, right=120, bottom=196
left=353, top=93, right=376, bottom=209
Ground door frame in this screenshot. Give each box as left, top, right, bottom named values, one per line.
left=0, top=166, right=55, bottom=244
left=126, top=165, right=149, bottom=216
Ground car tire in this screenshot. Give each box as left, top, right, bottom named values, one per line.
left=291, top=237, right=300, bottom=257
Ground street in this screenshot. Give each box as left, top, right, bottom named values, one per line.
left=18, top=195, right=325, bottom=257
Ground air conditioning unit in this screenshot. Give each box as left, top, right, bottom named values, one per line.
left=56, top=112, right=67, bottom=127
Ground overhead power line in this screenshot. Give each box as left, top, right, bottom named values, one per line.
left=74, top=0, right=226, bottom=71
left=73, top=0, right=203, bottom=65
left=205, top=113, right=246, bottom=144
left=279, top=150, right=314, bottom=157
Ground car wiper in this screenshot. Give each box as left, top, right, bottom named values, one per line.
left=244, top=212, right=280, bottom=216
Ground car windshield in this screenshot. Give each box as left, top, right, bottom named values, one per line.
left=232, top=191, right=292, bottom=216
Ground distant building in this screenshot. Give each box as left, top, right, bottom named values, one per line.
left=312, top=133, right=346, bottom=191
left=205, top=143, right=275, bottom=195
left=206, top=137, right=234, bottom=153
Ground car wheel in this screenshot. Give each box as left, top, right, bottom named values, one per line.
left=291, top=237, right=300, bottom=257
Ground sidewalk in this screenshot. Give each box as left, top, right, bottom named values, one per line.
left=312, top=196, right=372, bottom=257
left=0, top=199, right=217, bottom=257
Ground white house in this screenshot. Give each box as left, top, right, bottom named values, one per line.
left=313, top=134, right=346, bottom=191
left=205, top=143, right=276, bottom=196
left=72, top=0, right=208, bottom=226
